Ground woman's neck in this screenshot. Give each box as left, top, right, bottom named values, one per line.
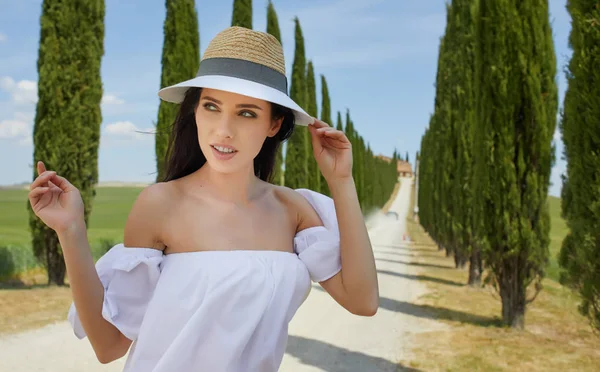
left=193, top=164, right=263, bottom=206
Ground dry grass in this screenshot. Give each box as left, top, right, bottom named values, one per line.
left=404, top=219, right=600, bottom=371
left=0, top=267, right=73, bottom=335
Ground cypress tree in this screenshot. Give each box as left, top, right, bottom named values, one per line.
left=29, top=0, right=105, bottom=285
left=319, top=75, right=332, bottom=195
left=444, top=1, right=466, bottom=268
left=266, top=1, right=280, bottom=41
left=284, top=18, right=308, bottom=189
left=231, top=0, right=252, bottom=29
left=473, top=0, right=557, bottom=328
left=305, top=61, right=320, bottom=192
left=357, top=136, right=366, bottom=208
left=450, top=0, right=480, bottom=285
left=320, top=75, right=332, bottom=125
left=266, top=0, right=283, bottom=185
left=156, top=0, right=200, bottom=182
left=336, top=111, right=343, bottom=131
left=426, top=9, right=453, bottom=257
left=558, top=0, right=600, bottom=331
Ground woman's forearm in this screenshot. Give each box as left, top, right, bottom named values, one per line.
left=58, top=221, right=127, bottom=363
left=328, top=177, right=379, bottom=311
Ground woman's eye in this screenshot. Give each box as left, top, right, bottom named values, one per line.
left=240, top=111, right=256, bottom=118
left=204, top=103, right=218, bottom=111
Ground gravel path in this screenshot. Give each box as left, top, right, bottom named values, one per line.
left=0, top=177, right=443, bottom=371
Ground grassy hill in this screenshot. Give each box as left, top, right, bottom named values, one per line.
left=0, top=187, right=144, bottom=280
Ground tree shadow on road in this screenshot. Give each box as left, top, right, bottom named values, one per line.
left=377, top=297, right=502, bottom=327
left=377, top=269, right=463, bottom=287
left=375, top=250, right=442, bottom=259
left=311, top=286, right=501, bottom=328
left=285, top=335, right=422, bottom=372
left=376, top=257, right=454, bottom=270
left=373, top=244, right=434, bottom=253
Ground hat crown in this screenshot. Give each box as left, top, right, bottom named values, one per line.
left=201, top=26, right=286, bottom=76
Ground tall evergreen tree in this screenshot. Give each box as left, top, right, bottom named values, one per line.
left=558, top=0, right=600, bottom=331
left=155, top=0, right=200, bottom=182
left=357, top=136, right=366, bottom=208
left=266, top=0, right=283, bottom=185
left=266, top=1, right=280, bottom=41
left=450, top=0, right=480, bottom=285
left=319, top=75, right=332, bottom=195
left=29, top=0, right=105, bottom=285
left=305, top=61, right=320, bottom=192
left=336, top=111, right=343, bottom=131
left=284, top=18, right=308, bottom=189
left=320, top=75, right=332, bottom=125
left=443, top=0, right=467, bottom=268
left=473, top=0, right=557, bottom=328
left=231, top=0, right=252, bottom=29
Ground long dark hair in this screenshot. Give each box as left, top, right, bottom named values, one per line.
left=161, top=87, right=295, bottom=183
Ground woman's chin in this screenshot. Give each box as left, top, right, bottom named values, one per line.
left=205, top=158, right=246, bottom=175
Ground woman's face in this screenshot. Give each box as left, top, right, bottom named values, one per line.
left=195, top=88, right=282, bottom=174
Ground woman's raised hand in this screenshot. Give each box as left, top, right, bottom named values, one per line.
left=28, top=161, right=85, bottom=234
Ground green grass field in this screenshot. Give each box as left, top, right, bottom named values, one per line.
left=0, top=187, right=144, bottom=279
left=0, top=187, right=143, bottom=246
left=0, top=188, right=569, bottom=282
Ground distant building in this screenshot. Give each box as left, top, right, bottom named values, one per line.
left=397, top=161, right=413, bottom=177
left=375, top=155, right=413, bottom=178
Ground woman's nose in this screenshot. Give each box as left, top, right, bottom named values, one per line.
left=215, top=115, right=235, bottom=139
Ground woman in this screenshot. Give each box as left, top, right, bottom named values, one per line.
left=28, top=26, right=378, bottom=371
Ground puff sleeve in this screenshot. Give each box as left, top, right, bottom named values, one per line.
left=67, top=243, right=164, bottom=341
left=293, top=188, right=342, bottom=282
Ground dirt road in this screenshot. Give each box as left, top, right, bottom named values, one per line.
left=0, top=177, right=442, bottom=371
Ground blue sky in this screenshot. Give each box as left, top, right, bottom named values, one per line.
left=0, top=0, right=571, bottom=197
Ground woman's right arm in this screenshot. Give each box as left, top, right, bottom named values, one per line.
left=29, top=161, right=166, bottom=364
left=58, top=221, right=132, bottom=363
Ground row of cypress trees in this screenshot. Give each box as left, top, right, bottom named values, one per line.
left=29, top=0, right=398, bottom=285
left=418, top=0, right=558, bottom=329
left=278, top=13, right=397, bottom=211
left=558, top=0, right=600, bottom=332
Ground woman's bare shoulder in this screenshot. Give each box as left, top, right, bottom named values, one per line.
left=123, top=182, right=179, bottom=250
left=271, top=185, right=323, bottom=232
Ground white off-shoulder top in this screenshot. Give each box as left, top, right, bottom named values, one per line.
left=67, top=189, right=342, bottom=372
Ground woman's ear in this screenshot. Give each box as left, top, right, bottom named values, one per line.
left=267, top=117, right=283, bottom=137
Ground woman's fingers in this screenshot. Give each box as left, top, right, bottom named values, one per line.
left=37, top=161, right=47, bottom=176
left=29, top=186, right=50, bottom=201
left=310, top=119, right=331, bottom=129
left=49, top=173, right=76, bottom=193
left=30, top=171, right=56, bottom=191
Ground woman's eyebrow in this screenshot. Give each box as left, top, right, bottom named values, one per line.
left=236, top=103, right=263, bottom=110
left=201, top=96, right=222, bottom=104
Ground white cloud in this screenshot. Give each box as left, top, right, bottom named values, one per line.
left=0, top=112, right=32, bottom=146
left=0, top=76, right=38, bottom=104
left=1, top=77, right=127, bottom=108
left=0, top=32, right=6, bottom=42
left=0, top=119, right=29, bottom=138
left=101, top=94, right=125, bottom=105
left=103, top=121, right=154, bottom=142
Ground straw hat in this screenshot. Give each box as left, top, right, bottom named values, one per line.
left=158, top=26, right=314, bottom=126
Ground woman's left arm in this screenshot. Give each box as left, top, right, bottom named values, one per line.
left=308, top=119, right=379, bottom=316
